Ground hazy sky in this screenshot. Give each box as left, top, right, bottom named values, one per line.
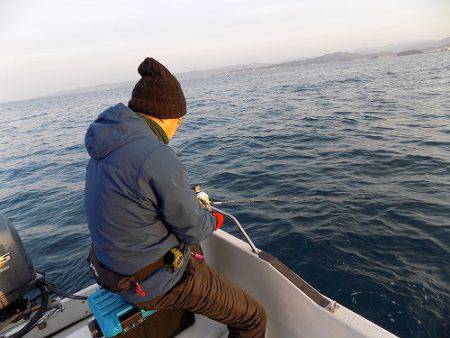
left=1, top=0, right=449, bottom=102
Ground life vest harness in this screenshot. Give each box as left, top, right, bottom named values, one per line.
left=87, top=246, right=185, bottom=298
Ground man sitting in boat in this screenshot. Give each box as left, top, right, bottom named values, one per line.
left=84, top=57, right=267, bottom=337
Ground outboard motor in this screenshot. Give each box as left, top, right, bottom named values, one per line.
left=0, top=214, right=49, bottom=338
left=0, top=214, right=37, bottom=310
left=0, top=213, right=194, bottom=337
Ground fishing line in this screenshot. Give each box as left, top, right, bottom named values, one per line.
left=212, top=194, right=353, bottom=205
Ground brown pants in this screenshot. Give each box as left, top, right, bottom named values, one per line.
left=138, top=257, right=267, bottom=338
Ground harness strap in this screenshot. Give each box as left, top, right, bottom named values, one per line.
left=87, top=246, right=165, bottom=293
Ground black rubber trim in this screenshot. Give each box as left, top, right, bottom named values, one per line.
left=258, top=251, right=333, bottom=310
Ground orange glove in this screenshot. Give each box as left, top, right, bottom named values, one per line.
left=212, top=212, right=224, bottom=231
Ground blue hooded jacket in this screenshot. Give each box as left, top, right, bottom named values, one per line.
left=84, top=103, right=216, bottom=303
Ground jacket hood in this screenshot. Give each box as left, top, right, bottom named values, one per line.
left=85, top=103, right=152, bottom=160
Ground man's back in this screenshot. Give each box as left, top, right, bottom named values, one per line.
left=84, top=58, right=266, bottom=337
left=85, top=103, right=169, bottom=267
left=84, top=103, right=214, bottom=302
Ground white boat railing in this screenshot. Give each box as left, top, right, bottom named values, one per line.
left=211, top=206, right=259, bottom=254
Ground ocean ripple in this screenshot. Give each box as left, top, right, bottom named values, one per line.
left=0, top=52, right=449, bottom=337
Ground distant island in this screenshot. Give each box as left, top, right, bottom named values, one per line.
left=189, top=37, right=449, bottom=76
left=45, top=36, right=450, bottom=99
left=257, top=51, right=394, bottom=70
left=396, top=50, right=424, bottom=57
left=227, top=37, right=449, bottom=74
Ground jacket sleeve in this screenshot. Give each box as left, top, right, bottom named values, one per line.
left=137, top=145, right=216, bottom=244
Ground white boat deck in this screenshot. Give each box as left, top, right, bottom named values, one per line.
left=51, top=314, right=228, bottom=338
left=20, top=230, right=396, bottom=338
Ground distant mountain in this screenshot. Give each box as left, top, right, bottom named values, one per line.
left=354, top=37, right=450, bottom=54
left=177, top=63, right=269, bottom=80
left=271, top=52, right=360, bottom=67
left=402, top=37, right=450, bottom=52
left=397, top=50, right=424, bottom=57
left=263, top=51, right=395, bottom=69
left=259, top=37, right=450, bottom=69
left=52, top=81, right=134, bottom=97
left=46, top=37, right=448, bottom=99
left=50, top=63, right=269, bottom=97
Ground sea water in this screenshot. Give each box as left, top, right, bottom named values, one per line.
left=0, top=52, right=449, bottom=337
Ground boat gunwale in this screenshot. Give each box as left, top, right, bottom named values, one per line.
left=257, top=250, right=337, bottom=312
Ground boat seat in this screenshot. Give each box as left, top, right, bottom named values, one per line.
left=87, top=288, right=195, bottom=337
left=87, top=288, right=157, bottom=337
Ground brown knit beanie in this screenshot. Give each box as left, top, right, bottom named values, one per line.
left=128, top=58, right=186, bottom=119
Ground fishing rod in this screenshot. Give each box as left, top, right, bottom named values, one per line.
left=213, top=197, right=285, bottom=205
left=212, top=194, right=352, bottom=205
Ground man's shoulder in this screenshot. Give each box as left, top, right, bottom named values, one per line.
left=145, top=143, right=180, bottom=167
left=138, top=143, right=184, bottom=178
left=124, top=132, right=167, bottom=156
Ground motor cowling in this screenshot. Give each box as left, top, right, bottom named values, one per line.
left=0, top=213, right=35, bottom=310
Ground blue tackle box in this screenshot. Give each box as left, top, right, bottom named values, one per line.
left=87, top=288, right=156, bottom=337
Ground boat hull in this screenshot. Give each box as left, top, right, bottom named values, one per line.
left=201, top=230, right=395, bottom=338
left=22, top=230, right=396, bottom=337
